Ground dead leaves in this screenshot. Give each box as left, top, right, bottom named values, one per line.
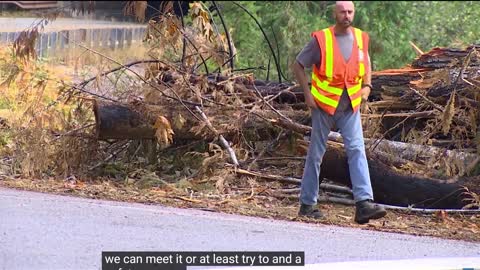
left=441, top=90, right=456, bottom=135
left=172, top=114, right=186, bottom=130
left=140, top=1, right=233, bottom=76
left=153, top=115, right=174, bottom=148
left=144, top=14, right=182, bottom=60
left=190, top=2, right=214, bottom=42
left=188, top=2, right=232, bottom=67
left=13, top=28, right=39, bottom=62
left=462, top=187, right=480, bottom=209
left=190, top=117, right=210, bottom=137
left=123, top=1, right=148, bottom=23
left=201, top=143, right=225, bottom=173
left=434, top=210, right=454, bottom=223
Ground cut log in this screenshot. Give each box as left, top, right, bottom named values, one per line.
left=365, top=135, right=478, bottom=166
left=412, top=45, right=480, bottom=68
left=368, top=100, right=416, bottom=110
left=270, top=116, right=478, bottom=166
left=370, top=68, right=425, bottom=100
left=93, top=100, right=155, bottom=140
left=93, top=100, right=288, bottom=142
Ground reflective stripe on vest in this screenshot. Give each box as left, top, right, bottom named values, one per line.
left=347, top=80, right=362, bottom=96
left=348, top=78, right=363, bottom=111
left=312, top=74, right=343, bottom=96
left=311, top=87, right=338, bottom=108
left=351, top=95, right=362, bottom=108
left=354, top=28, right=365, bottom=77
left=323, top=28, right=333, bottom=79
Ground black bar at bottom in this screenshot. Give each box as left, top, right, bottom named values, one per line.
left=102, top=251, right=305, bottom=270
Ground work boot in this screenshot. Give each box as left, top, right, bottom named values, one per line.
left=354, top=199, right=387, bottom=224
left=298, top=204, right=325, bottom=219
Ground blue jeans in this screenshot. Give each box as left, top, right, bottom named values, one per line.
left=300, top=100, right=374, bottom=205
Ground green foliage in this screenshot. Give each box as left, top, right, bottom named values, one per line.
left=353, top=1, right=416, bottom=70
left=220, top=1, right=332, bottom=81
left=213, top=1, right=480, bottom=80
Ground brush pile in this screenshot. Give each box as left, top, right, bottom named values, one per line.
left=87, top=44, right=480, bottom=210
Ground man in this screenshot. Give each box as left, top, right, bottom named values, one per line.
left=292, top=1, right=386, bottom=224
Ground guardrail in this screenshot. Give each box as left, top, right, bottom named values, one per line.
left=1, top=1, right=59, bottom=10
left=0, top=19, right=147, bottom=57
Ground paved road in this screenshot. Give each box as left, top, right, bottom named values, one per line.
left=1, top=187, right=479, bottom=270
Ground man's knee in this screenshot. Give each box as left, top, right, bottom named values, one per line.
left=345, top=139, right=366, bottom=155
left=305, top=150, right=326, bottom=164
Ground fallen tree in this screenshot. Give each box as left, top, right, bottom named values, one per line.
left=90, top=87, right=479, bottom=209
left=321, top=142, right=474, bottom=209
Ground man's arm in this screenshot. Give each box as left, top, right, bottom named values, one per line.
left=292, top=61, right=318, bottom=109
left=361, top=53, right=372, bottom=101
left=293, top=37, right=321, bottom=109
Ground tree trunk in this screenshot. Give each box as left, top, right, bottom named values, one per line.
left=93, top=100, right=283, bottom=142
left=320, top=142, right=475, bottom=209
left=93, top=100, right=155, bottom=140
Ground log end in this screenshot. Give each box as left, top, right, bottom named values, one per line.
left=93, top=100, right=156, bottom=140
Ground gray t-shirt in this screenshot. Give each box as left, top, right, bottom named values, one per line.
left=296, top=31, right=357, bottom=112
left=296, top=32, right=354, bottom=68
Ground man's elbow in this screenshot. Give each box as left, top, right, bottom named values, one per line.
left=291, top=61, right=304, bottom=73
left=290, top=61, right=297, bottom=70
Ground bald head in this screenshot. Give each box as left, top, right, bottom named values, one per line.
left=334, top=1, right=355, bottom=31
left=335, top=1, right=355, bottom=11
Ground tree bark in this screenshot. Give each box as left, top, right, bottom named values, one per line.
left=93, top=100, right=155, bottom=140
left=93, top=100, right=283, bottom=142
left=320, top=142, right=476, bottom=209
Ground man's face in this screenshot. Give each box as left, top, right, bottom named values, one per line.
left=335, top=2, right=355, bottom=28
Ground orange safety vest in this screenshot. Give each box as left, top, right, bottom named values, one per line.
left=310, top=26, right=369, bottom=115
